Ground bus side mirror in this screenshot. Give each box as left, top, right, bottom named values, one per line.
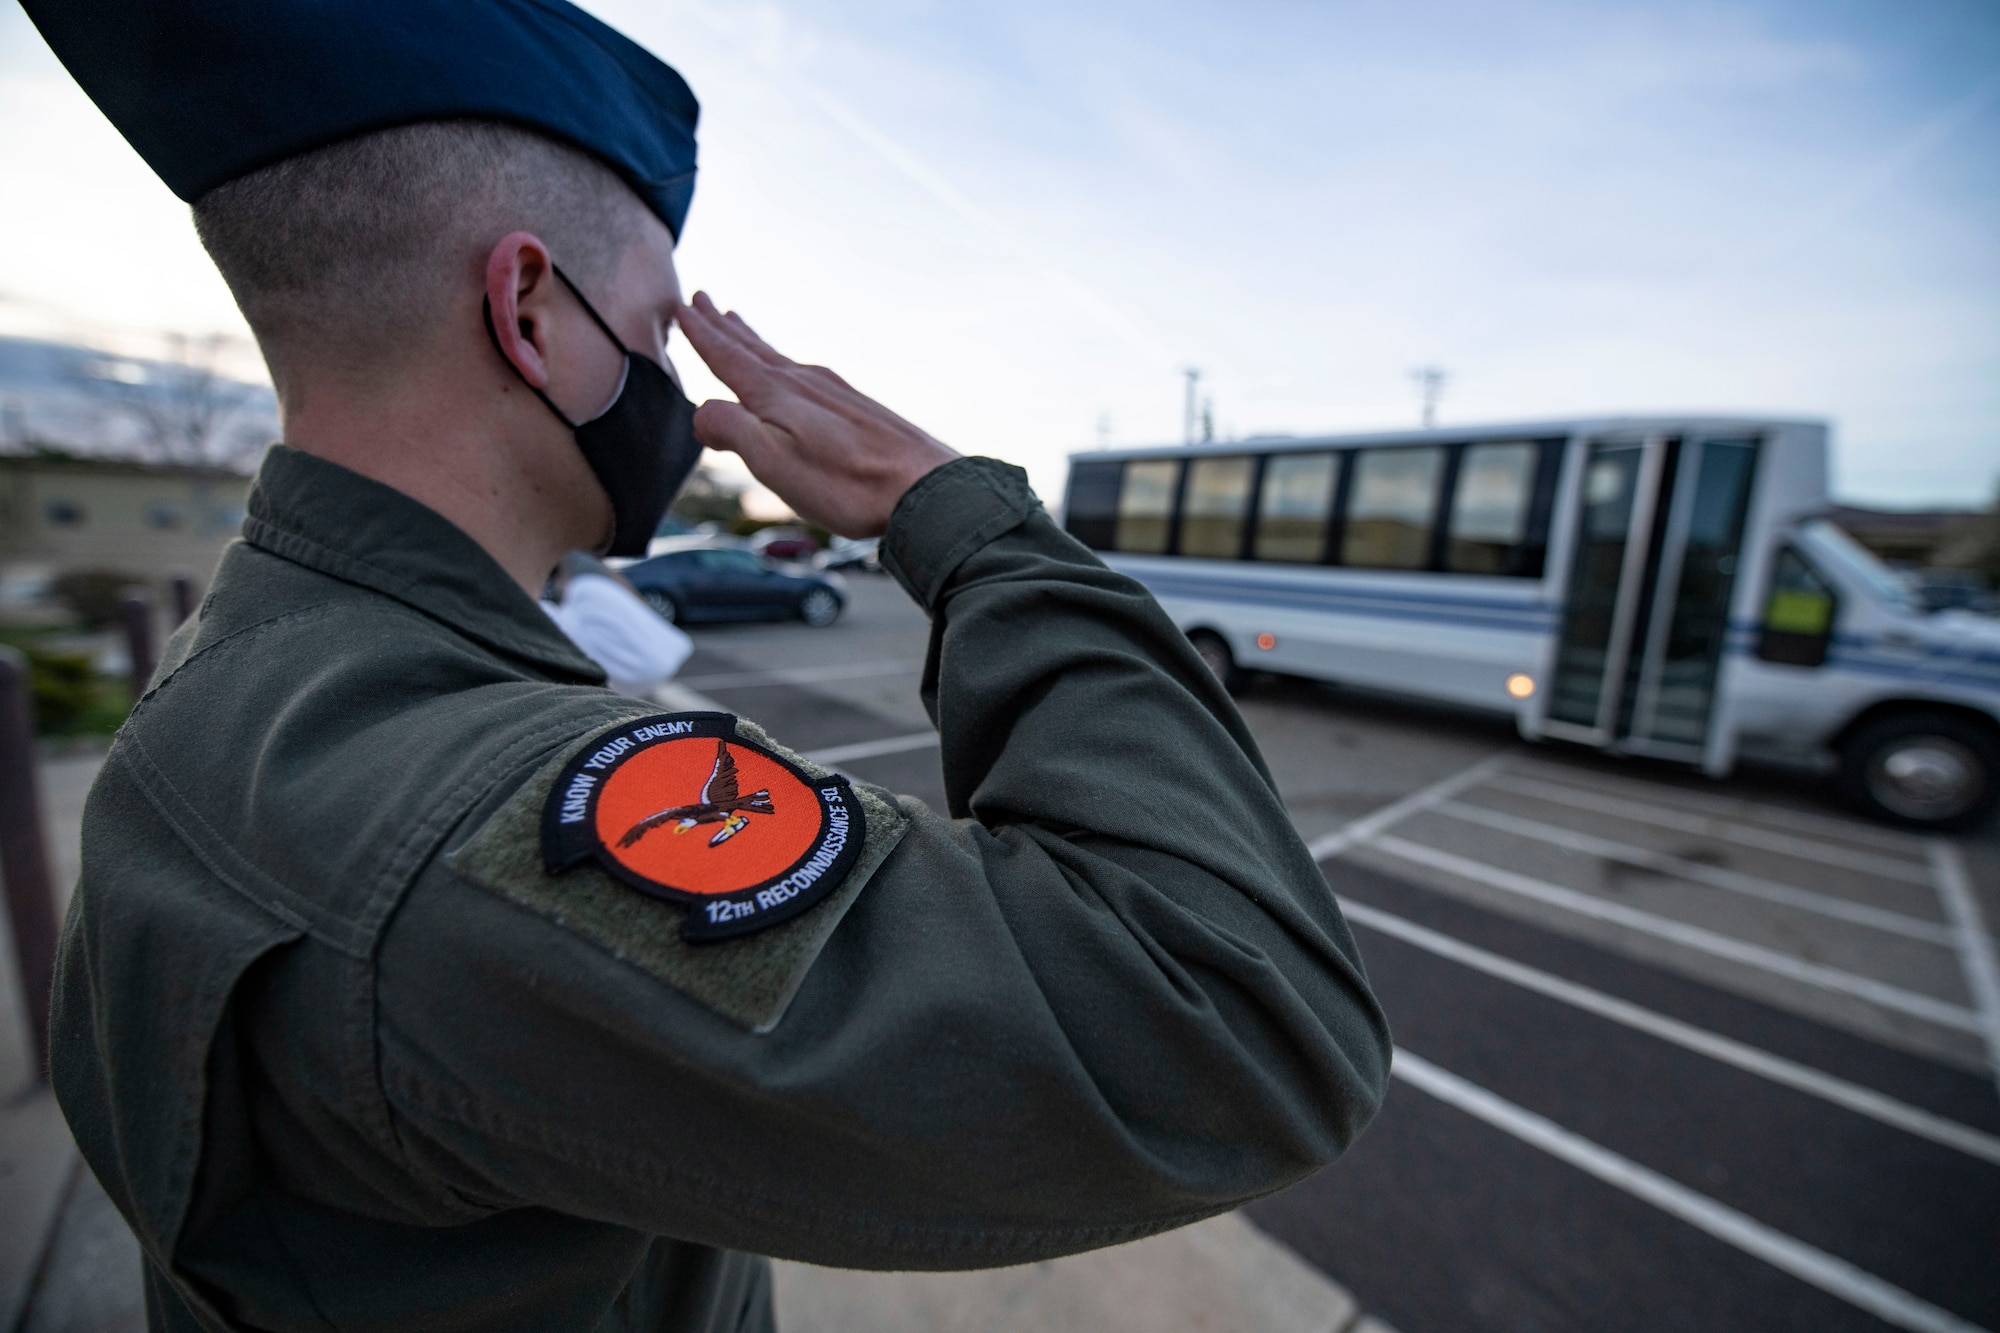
left=1756, top=549, right=1835, bottom=668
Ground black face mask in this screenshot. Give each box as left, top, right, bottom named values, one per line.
left=484, top=266, right=699, bottom=557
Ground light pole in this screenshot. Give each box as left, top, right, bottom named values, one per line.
left=1410, top=366, right=1447, bottom=429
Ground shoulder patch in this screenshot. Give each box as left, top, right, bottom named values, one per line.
left=542, top=712, right=863, bottom=941
left=447, top=713, right=907, bottom=1032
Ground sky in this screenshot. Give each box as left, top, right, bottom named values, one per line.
left=2, top=0, right=1996, bottom=508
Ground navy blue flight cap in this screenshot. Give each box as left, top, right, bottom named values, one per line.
left=22, top=0, right=700, bottom=238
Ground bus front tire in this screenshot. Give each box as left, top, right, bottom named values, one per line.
left=1838, top=710, right=1999, bottom=831
left=1189, top=631, right=1246, bottom=694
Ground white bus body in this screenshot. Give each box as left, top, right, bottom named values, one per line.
left=1061, top=419, right=2000, bottom=828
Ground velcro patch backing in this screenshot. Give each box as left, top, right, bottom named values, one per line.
left=448, top=716, right=908, bottom=1032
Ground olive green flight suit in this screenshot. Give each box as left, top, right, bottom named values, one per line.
left=51, top=446, right=1391, bottom=1331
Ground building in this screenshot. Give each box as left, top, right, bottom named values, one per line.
left=0, top=333, right=275, bottom=608
left=0, top=449, right=253, bottom=593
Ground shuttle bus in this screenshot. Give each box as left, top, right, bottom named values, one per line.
left=1061, top=418, right=2000, bottom=829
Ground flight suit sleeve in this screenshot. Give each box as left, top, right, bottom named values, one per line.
left=375, top=457, right=1392, bottom=1270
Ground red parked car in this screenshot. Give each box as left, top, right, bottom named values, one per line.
left=747, top=526, right=821, bottom=563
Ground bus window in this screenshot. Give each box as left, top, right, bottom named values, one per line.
left=1447, top=442, right=1536, bottom=574
left=1064, top=460, right=1123, bottom=551
left=1757, top=547, right=1836, bottom=667
left=1181, top=456, right=1255, bottom=558
left=1254, top=453, right=1338, bottom=562
left=1343, top=447, right=1443, bottom=569
left=1115, top=459, right=1181, bottom=554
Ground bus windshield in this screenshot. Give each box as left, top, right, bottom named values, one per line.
left=1802, top=518, right=1918, bottom=611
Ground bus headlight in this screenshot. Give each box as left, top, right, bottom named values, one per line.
left=1506, top=673, right=1536, bottom=699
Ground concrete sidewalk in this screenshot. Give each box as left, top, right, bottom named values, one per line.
left=773, top=1214, right=1385, bottom=1333
left=0, top=1085, right=84, bottom=1332
left=2, top=746, right=103, bottom=1333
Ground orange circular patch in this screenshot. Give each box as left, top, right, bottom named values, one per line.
left=594, top=739, right=822, bottom=895
left=541, top=713, right=868, bottom=943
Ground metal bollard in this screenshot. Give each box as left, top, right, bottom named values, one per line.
left=120, top=587, right=157, bottom=705
left=171, top=574, right=199, bottom=626
left=0, top=647, right=58, bottom=1080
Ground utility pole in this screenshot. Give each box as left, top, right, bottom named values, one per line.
left=1410, top=366, right=1447, bottom=429
left=1182, top=368, right=1202, bottom=446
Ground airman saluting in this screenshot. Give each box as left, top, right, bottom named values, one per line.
left=25, top=1, right=1391, bottom=1328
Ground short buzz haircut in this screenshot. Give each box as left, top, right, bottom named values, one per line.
left=192, top=119, right=651, bottom=396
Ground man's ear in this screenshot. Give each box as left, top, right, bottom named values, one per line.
left=485, top=231, right=556, bottom=388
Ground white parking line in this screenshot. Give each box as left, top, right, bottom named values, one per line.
left=651, top=681, right=729, bottom=714
left=1340, top=897, right=2000, bottom=1166
left=1305, top=753, right=1513, bottom=860
left=1392, top=1050, right=1990, bottom=1333
left=1498, top=775, right=1934, bottom=883
left=681, top=659, right=924, bottom=690
left=1436, top=799, right=1954, bottom=945
left=1931, top=841, right=2000, bottom=1097
left=803, top=731, right=940, bottom=766
left=1503, top=757, right=1930, bottom=855
left=1366, top=835, right=1983, bottom=1034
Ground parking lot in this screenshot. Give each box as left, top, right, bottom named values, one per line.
left=682, top=573, right=2000, bottom=1333
left=6, top=571, right=1997, bottom=1333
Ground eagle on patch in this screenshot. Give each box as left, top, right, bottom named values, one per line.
left=618, top=740, right=775, bottom=848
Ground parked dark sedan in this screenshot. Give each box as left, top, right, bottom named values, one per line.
left=619, top=545, right=846, bottom=627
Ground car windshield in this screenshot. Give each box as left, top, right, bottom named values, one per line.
left=1801, top=518, right=1918, bottom=611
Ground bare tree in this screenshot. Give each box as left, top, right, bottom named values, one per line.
left=90, top=333, right=267, bottom=469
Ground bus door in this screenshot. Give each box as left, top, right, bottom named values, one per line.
left=1540, top=433, right=1760, bottom=761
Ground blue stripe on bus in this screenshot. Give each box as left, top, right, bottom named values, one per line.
left=1816, top=656, right=2000, bottom=694
left=1727, top=617, right=2000, bottom=655
left=1714, top=635, right=1999, bottom=691
left=1125, top=568, right=2000, bottom=694
left=1723, top=623, right=2000, bottom=674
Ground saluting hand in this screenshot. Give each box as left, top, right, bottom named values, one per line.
left=678, top=292, right=959, bottom=537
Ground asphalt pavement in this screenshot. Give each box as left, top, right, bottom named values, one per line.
left=681, top=572, right=2000, bottom=1333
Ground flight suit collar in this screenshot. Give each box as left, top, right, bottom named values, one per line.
left=241, top=444, right=607, bottom=683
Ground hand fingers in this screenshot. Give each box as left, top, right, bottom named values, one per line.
left=688, top=394, right=796, bottom=466
left=678, top=307, right=787, bottom=407
left=691, top=399, right=776, bottom=460
left=686, top=295, right=922, bottom=462
left=718, top=309, right=792, bottom=370
left=684, top=296, right=869, bottom=426
left=677, top=301, right=756, bottom=376
left=689, top=293, right=790, bottom=373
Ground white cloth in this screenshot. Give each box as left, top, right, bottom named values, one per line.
left=540, top=572, right=693, bottom=698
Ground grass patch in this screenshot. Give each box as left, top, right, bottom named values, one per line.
left=0, top=627, right=133, bottom=737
